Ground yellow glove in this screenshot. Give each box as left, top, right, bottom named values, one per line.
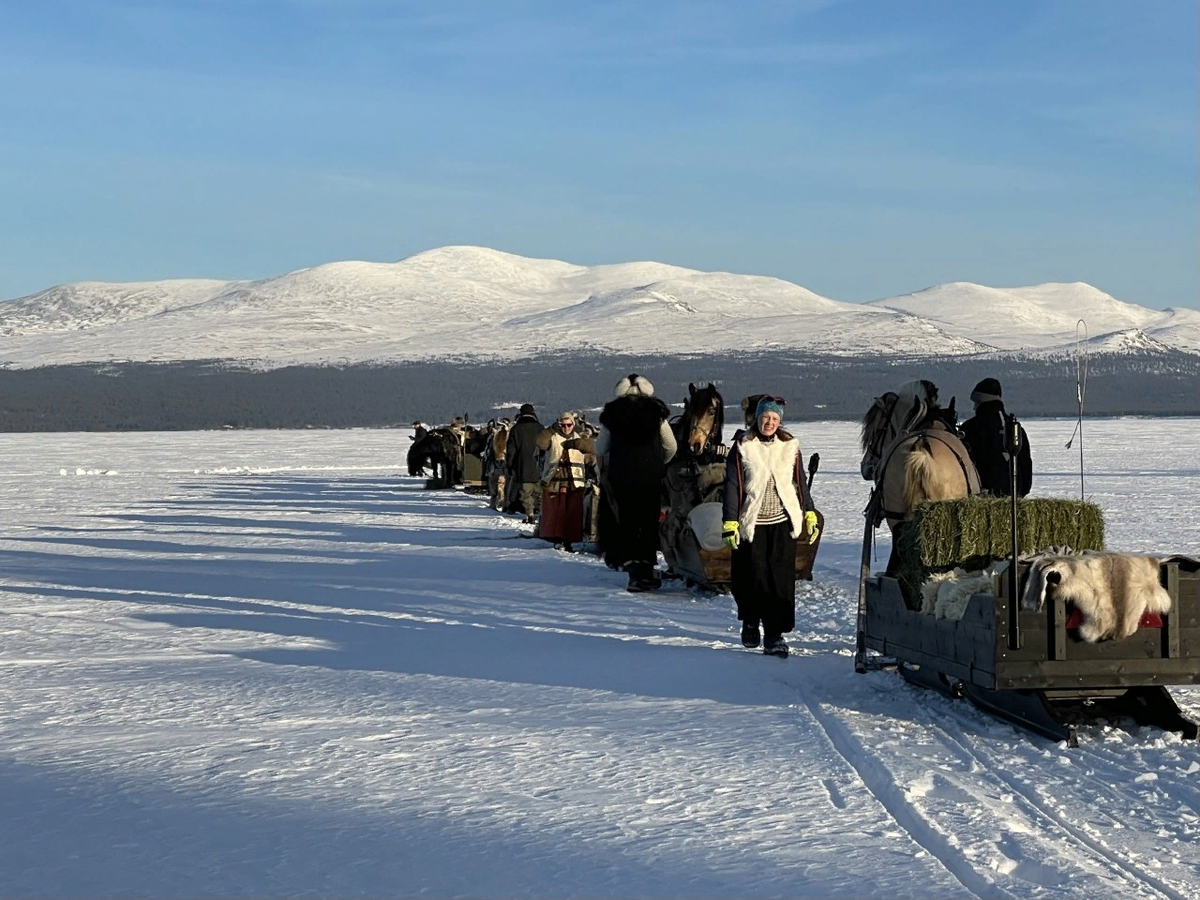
left=804, top=510, right=820, bottom=545
left=721, top=520, right=741, bottom=551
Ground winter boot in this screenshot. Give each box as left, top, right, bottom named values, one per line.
left=625, top=561, right=659, bottom=592
left=762, top=634, right=789, bottom=658
left=740, top=622, right=761, bottom=649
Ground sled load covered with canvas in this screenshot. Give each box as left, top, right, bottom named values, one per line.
left=855, top=380, right=1200, bottom=745
left=659, top=387, right=823, bottom=591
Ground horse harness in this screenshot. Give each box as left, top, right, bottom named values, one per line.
left=871, top=426, right=977, bottom=524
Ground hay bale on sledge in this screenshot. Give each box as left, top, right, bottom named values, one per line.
left=893, top=497, right=1105, bottom=608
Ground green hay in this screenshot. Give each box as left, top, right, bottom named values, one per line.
left=893, top=497, right=1105, bottom=608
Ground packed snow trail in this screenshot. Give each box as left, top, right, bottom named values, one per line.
left=0, top=424, right=1196, bottom=898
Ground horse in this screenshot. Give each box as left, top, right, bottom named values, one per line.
left=675, top=382, right=725, bottom=458
left=859, top=380, right=980, bottom=564
left=408, top=427, right=463, bottom=486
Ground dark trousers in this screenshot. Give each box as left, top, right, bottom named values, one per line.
left=608, top=482, right=661, bottom=570
left=731, top=520, right=797, bottom=636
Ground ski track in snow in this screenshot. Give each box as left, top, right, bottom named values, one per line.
left=0, top=420, right=1197, bottom=898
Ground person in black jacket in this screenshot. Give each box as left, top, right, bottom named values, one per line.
left=505, top=404, right=544, bottom=522
left=960, top=378, right=1032, bottom=497
left=596, top=374, right=677, bottom=591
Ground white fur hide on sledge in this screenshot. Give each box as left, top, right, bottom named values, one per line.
left=919, top=565, right=1003, bottom=621
left=1020, top=551, right=1171, bottom=643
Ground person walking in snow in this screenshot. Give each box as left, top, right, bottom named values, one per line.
left=595, top=374, right=677, bottom=591
left=506, top=404, right=544, bottom=522
left=960, top=378, right=1032, bottom=498
left=721, top=396, right=819, bottom=658
left=539, top=411, right=588, bottom=551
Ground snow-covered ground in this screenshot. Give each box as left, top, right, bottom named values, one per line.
left=1, top=419, right=1197, bottom=898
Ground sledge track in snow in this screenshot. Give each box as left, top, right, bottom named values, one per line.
left=1062, top=719, right=1200, bottom=818
left=463, top=490, right=1195, bottom=897
left=927, top=702, right=1191, bottom=900
left=794, top=681, right=1010, bottom=900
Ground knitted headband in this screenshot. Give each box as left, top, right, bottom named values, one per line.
left=755, top=396, right=785, bottom=422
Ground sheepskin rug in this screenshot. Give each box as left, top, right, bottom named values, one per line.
left=919, top=564, right=1004, bottom=620
left=1020, top=551, right=1171, bottom=643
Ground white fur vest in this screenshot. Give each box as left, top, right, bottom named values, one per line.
left=736, top=435, right=804, bottom=543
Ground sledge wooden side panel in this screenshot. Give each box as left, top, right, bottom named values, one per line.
left=864, top=561, right=1200, bottom=691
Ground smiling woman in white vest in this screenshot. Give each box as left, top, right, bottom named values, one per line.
left=721, top=396, right=820, bottom=658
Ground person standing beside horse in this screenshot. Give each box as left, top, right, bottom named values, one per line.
left=539, top=411, right=588, bottom=551
left=721, top=396, right=819, bottom=658
left=960, top=378, right=1032, bottom=498
left=596, top=374, right=677, bottom=591
left=506, top=403, right=543, bottom=523
left=485, top=418, right=510, bottom=510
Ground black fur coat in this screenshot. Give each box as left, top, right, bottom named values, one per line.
left=600, top=395, right=671, bottom=486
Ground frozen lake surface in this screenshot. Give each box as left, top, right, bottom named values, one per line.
left=1, top=419, right=1197, bottom=898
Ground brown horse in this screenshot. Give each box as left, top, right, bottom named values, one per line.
left=677, top=382, right=724, bottom=457
left=860, top=381, right=980, bottom=536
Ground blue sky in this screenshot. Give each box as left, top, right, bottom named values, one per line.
left=1, top=0, right=1195, bottom=308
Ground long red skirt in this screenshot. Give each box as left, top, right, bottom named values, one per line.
left=539, top=488, right=585, bottom=544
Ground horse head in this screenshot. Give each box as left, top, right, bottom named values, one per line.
left=682, top=382, right=724, bottom=456
left=930, top=396, right=958, bottom=432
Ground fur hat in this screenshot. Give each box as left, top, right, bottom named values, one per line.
left=558, top=410, right=577, bottom=425
left=971, top=378, right=1002, bottom=404
left=518, top=403, right=536, bottom=417
left=614, top=373, right=655, bottom=398
left=755, top=396, right=785, bottom=422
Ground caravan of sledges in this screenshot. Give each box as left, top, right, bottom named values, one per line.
left=407, top=377, right=1200, bottom=744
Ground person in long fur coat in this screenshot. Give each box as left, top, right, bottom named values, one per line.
left=539, top=411, right=588, bottom=551
left=595, top=374, right=677, bottom=591
left=721, top=396, right=819, bottom=657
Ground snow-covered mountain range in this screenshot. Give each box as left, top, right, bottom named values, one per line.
left=1, top=246, right=1197, bottom=367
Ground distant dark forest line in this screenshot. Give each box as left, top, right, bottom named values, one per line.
left=1, top=352, right=1198, bottom=431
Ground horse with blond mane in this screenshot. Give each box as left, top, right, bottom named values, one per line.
left=860, top=381, right=981, bottom=571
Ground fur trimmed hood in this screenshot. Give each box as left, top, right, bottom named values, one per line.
left=614, top=373, right=655, bottom=398
left=599, top=394, right=670, bottom=441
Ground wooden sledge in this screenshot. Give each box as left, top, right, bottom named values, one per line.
left=663, top=510, right=824, bottom=592
left=462, top=452, right=489, bottom=494
left=661, top=451, right=823, bottom=592
left=859, top=561, right=1200, bottom=745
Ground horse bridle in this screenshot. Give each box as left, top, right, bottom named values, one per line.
left=685, top=394, right=722, bottom=452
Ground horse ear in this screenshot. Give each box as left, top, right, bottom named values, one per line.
left=689, top=383, right=696, bottom=394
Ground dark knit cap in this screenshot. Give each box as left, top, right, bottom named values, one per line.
left=519, top=403, right=536, bottom=416
left=970, top=378, right=1002, bottom=404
